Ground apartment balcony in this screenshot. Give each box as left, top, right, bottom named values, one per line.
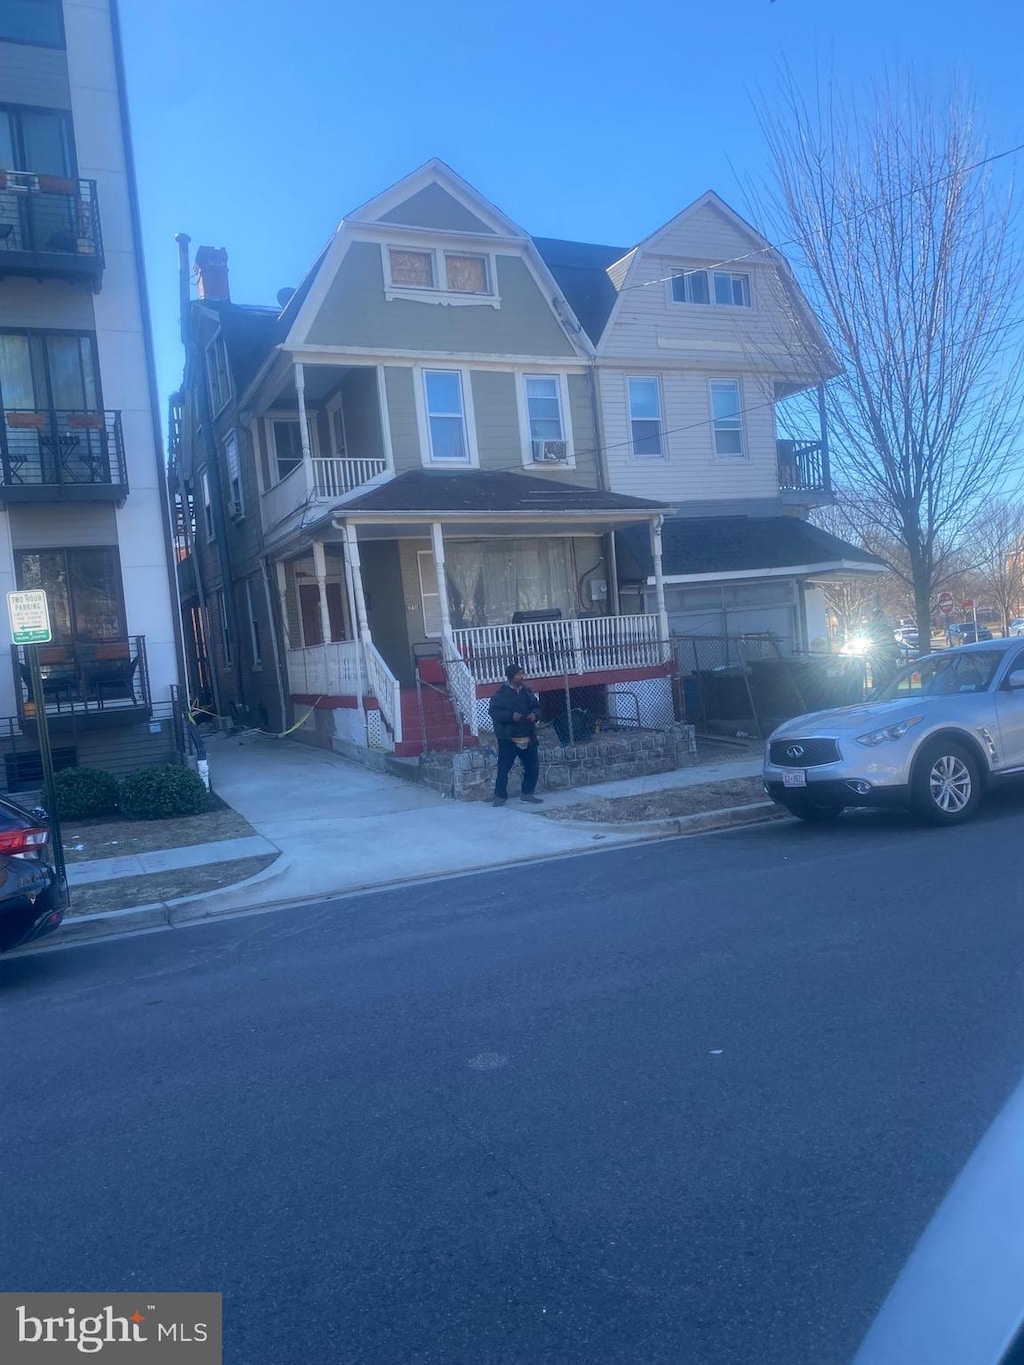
left=452, top=615, right=671, bottom=686
left=777, top=439, right=832, bottom=504
left=0, top=409, right=128, bottom=503
left=262, top=455, right=388, bottom=535
left=12, top=636, right=151, bottom=732
left=0, top=172, right=104, bottom=287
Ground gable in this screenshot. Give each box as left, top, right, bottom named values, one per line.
left=378, top=182, right=497, bottom=235
left=649, top=199, right=762, bottom=264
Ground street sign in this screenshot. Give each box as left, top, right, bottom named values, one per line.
left=962, top=599, right=975, bottom=612
left=938, top=592, right=954, bottom=615
left=7, top=589, right=51, bottom=645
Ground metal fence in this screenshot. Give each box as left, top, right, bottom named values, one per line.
left=674, top=633, right=867, bottom=741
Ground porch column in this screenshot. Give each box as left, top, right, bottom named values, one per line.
left=274, top=561, right=291, bottom=650
left=311, top=539, right=333, bottom=645
left=342, top=522, right=372, bottom=644
left=650, top=516, right=671, bottom=660
left=430, top=522, right=454, bottom=642
left=294, top=361, right=315, bottom=497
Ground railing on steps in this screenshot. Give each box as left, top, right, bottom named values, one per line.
left=442, top=633, right=480, bottom=737
left=364, top=640, right=403, bottom=746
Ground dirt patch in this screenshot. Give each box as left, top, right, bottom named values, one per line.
left=542, top=776, right=767, bottom=824
left=66, top=854, right=278, bottom=917
left=61, top=805, right=256, bottom=864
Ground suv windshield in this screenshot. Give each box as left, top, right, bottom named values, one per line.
left=875, top=649, right=1002, bottom=700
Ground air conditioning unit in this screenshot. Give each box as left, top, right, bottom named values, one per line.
left=228, top=499, right=245, bottom=520
left=532, top=439, right=569, bottom=464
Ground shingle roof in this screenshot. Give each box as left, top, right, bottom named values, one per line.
left=532, top=236, right=627, bottom=344
left=341, top=469, right=666, bottom=515
left=616, top=516, right=886, bottom=579
left=202, top=300, right=284, bottom=394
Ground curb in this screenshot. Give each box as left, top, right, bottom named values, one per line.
left=18, top=802, right=790, bottom=954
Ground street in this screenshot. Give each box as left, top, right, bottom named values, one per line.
left=4, top=802, right=1024, bottom=1364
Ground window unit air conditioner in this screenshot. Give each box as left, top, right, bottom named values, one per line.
left=228, top=499, right=244, bottom=521
left=532, top=439, right=568, bottom=465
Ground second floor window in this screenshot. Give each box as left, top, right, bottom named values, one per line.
left=0, top=330, right=98, bottom=411
left=0, top=1, right=64, bottom=49
left=200, top=469, right=214, bottom=540
left=524, top=375, right=568, bottom=464
left=0, top=106, right=73, bottom=176
left=710, top=379, right=744, bottom=457
left=672, top=269, right=751, bottom=308
left=224, top=431, right=243, bottom=515
left=628, top=377, right=663, bottom=458
left=269, top=418, right=311, bottom=483
left=423, top=370, right=469, bottom=463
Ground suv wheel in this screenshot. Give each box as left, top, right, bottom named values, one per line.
left=913, top=740, right=981, bottom=825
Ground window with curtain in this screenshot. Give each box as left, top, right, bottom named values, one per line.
left=16, top=547, right=125, bottom=642
left=443, top=539, right=576, bottom=629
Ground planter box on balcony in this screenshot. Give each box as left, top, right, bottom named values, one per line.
left=66, top=413, right=106, bottom=430
left=6, top=412, right=47, bottom=429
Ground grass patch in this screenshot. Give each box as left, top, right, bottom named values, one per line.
left=542, top=776, right=767, bottom=823
left=66, top=854, right=279, bottom=917
left=62, top=805, right=256, bottom=864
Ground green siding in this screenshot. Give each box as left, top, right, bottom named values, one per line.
left=378, top=184, right=496, bottom=234
left=567, top=372, right=600, bottom=485
left=384, top=366, right=421, bottom=471
left=470, top=370, right=520, bottom=471
left=306, top=243, right=576, bottom=357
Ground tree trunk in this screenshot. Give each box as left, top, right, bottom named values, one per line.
left=914, top=579, right=933, bottom=658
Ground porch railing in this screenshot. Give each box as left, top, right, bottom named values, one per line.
left=451, top=615, right=668, bottom=685
left=12, top=636, right=150, bottom=723
left=0, top=408, right=127, bottom=498
left=364, top=641, right=402, bottom=746
left=285, top=640, right=365, bottom=696
left=313, top=456, right=387, bottom=498
left=777, top=439, right=830, bottom=494
left=442, top=634, right=480, bottom=737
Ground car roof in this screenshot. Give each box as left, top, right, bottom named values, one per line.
left=923, top=638, right=1014, bottom=658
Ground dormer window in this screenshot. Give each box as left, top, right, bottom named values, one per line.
left=382, top=244, right=499, bottom=306
left=671, top=269, right=751, bottom=308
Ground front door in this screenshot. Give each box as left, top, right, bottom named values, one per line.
left=994, top=646, right=1024, bottom=770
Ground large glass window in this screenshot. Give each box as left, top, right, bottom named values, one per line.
left=628, top=377, right=663, bottom=458
left=444, top=538, right=576, bottom=629
left=16, top=547, right=125, bottom=643
left=423, top=369, right=469, bottom=463
left=671, top=268, right=750, bottom=308
left=0, top=330, right=98, bottom=411
left=0, top=106, right=72, bottom=174
left=0, top=2, right=64, bottom=49
left=710, top=379, right=744, bottom=457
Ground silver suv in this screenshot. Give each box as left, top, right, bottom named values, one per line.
left=763, top=639, right=1024, bottom=825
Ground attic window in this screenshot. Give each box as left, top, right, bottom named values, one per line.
left=389, top=249, right=434, bottom=288
left=671, top=269, right=751, bottom=308
left=383, top=244, right=500, bottom=307
left=445, top=254, right=488, bottom=293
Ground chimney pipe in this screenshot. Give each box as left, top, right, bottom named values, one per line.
left=193, top=245, right=230, bottom=302
left=174, top=232, right=191, bottom=346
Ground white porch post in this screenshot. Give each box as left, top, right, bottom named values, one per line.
left=343, top=522, right=372, bottom=644
left=294, top=361, right=315, bottom=497
left=651, top=515, right=671, bottom=659
left=274, top=561, right=291, bottom=651
left=311, top=539, right=333, bottom=646
left=430, top=521, right=453, bottom=641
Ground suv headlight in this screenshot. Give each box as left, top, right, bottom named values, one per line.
left=855, top=717, right=923, bottom=747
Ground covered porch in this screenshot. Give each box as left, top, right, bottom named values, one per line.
left=276, top=470, right=673, bottom=755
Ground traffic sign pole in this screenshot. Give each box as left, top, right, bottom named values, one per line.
left=27, top=644, right=65, bottom=890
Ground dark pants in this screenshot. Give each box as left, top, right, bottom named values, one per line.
left=495, top=739, right=539, bottom=799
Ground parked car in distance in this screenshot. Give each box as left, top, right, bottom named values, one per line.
left=763, top=639, right=1024, bottom=826
left=0, top=793, right=66, bottom=952
left=947, top=623, right=994, bottom=645
left=1009, top=618, right=1024, bottom=637
left=895, top=628, right=920, bottom=657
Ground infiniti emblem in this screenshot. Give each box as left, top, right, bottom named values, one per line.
left=787, top=744, right=806, bottom=759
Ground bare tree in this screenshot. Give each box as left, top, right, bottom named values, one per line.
left=756, top=71, right=1024, bottom=641
left=966, top=499, right=1024, bottom=632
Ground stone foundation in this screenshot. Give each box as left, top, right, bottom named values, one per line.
left=418, top=725, right=697, bottom=801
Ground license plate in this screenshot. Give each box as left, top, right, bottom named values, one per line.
left=783, top=770, right=807, bottom=788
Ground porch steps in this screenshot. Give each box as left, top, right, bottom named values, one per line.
left=393, top=684, right=477, bottom=758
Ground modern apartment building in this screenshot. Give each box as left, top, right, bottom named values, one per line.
left=0, top=0, right=181, bottom=786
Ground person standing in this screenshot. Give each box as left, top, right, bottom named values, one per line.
left=489, top=664, right=543, bottom=807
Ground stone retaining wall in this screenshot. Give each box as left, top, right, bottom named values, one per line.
left=418, top=725, right=696, bottom=801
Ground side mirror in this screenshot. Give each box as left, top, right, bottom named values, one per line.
left=1007, top=670, right=1024, bottom=690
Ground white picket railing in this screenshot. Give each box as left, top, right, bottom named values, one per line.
left=314, top=456, right=388, bottom=498
left=364, top=640, right=403, bottom=745
left=441, top=634, right=480, bottom=737
left=451, top=615, right=668, bottom=685
left=285, top=640, right=365, bottom=696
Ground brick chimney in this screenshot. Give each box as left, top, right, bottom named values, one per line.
left=194, top=245, right=230, bottom=302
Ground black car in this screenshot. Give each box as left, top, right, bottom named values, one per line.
left=0, top=794, right=66, bottom=953
left=947, top=622, right=994, bottom=644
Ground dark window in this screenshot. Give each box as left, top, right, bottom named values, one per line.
left=270, top=419, right=306, bottom=482
left=0, top=2, right=64, bottom=49
left=205, top=337, right=231, bottom=414
left=216, top=590, right=231, bottom=668
left=15, top=547, right=126, bottom=643
left=0, top=106, right=73, bottom=175
left=0, top=330, right=99, bottom=411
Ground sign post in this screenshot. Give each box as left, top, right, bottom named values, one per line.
left=963, top=599, right=978, bottom=640
left=7, top=591, right=66, bottom=891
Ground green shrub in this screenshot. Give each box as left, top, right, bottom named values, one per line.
left=119, top=764, right=208, bottom=821
left=53, top=766, right=120, bottom=820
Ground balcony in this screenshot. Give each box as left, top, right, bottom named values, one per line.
left=262, top=455, right=388, bottom=535
left=777, top=439, right=832, bottom=500
left=0, top=172, right=104, bottom=287
left=0, top=409, right=128, bottom=503
left=12, top=637, right=151, bottom=731
left=452, top=615, right=670, bottom=685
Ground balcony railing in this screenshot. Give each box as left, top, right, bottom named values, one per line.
left=0, top=409, right=128, bottom=502
left=452, top=615, right=669, bottom=685
left=777, top=439, right=830, bottom=494
left=0, top=171, right=104, bottom=285
left=12, top=636, right=151, bottom=729
left=313, top=456, right=387, bottom=498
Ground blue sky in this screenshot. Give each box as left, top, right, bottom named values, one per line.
left=118, top=0, right=1023, bottom=413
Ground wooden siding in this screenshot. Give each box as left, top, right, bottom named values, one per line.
left=470, top=370, right=520, bottom=471
left=384, top=365, right=421, bottom=471
left=377, top=183, right=497, bottom=235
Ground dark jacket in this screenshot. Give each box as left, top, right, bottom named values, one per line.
left=488, top=682, right=541, bottom=744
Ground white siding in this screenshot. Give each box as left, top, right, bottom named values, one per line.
left=600, top=367, right=780, bottom=504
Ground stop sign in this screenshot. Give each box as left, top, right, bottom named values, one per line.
left=962, top=599, right=975, bottom=612
left=937, top=591, right=954, bottom=615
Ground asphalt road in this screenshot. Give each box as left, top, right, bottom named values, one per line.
left=5, top=798, right=1024, bottom=1365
